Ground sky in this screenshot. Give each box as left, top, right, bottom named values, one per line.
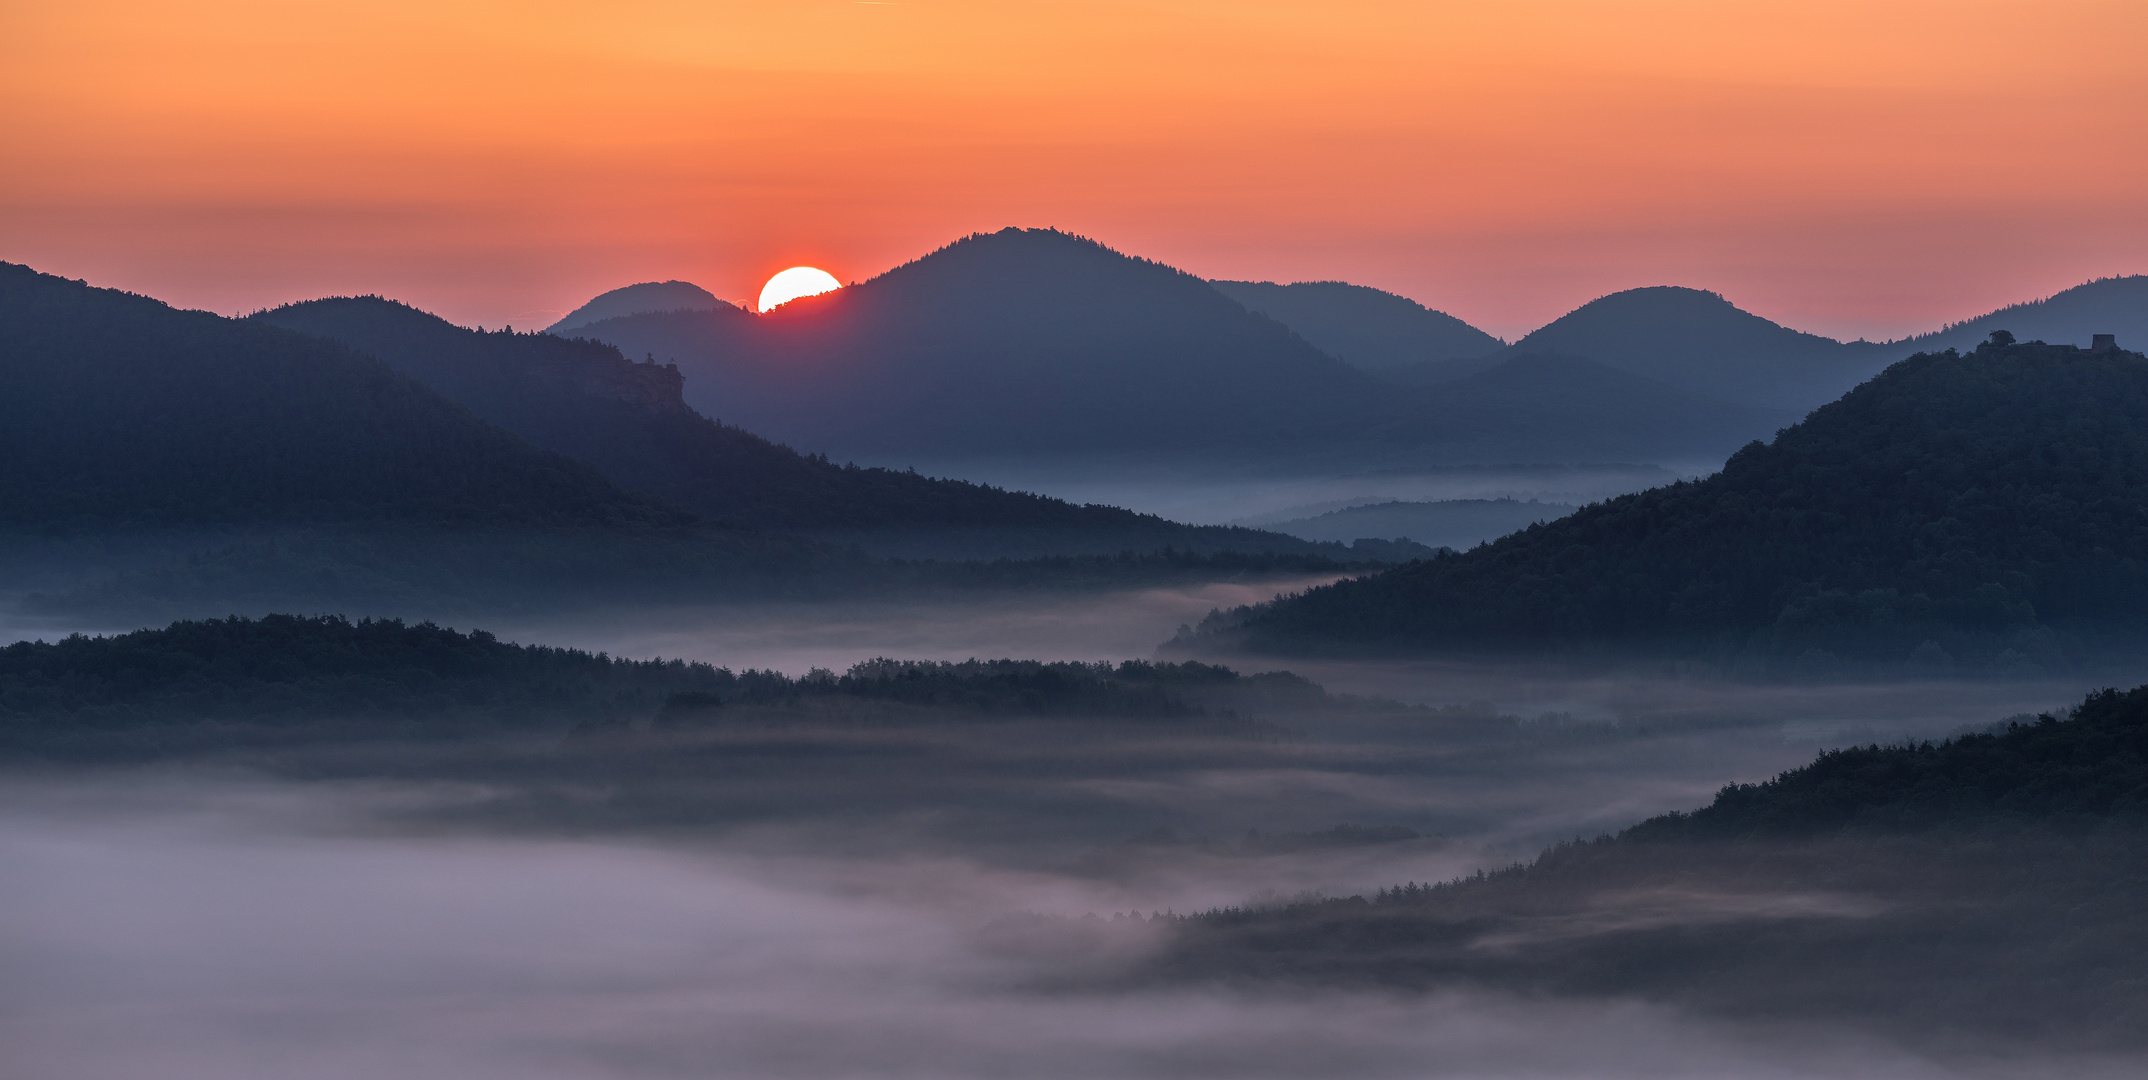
left=2, top=0, right=2143, bottom=341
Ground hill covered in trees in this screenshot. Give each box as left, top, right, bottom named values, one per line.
left=1894, top=275, right=2148, bottom=356
left=571, top=229, right=1382, bottom=458
left=1204, top=336, right=2148, bottom=672
left=568, top=229, right=1774, bottom=467
left=0, top=614, right=1296, bottom=758
left=1154, top=686, right=2148, bottom=1047
left=254, top=296, right=1339, bottom=558
left=1207, top=279, right=1502, bottom=370
left=546, top=280, right=735, bottom=333
left=1264, top=498, right=1577, bottom=550
left=0, top=262, right=683, bottom=532
left=1506, top=285, right=1894, bottom=409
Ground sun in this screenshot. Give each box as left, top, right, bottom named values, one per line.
left=757, top=266, right=842, bottom=312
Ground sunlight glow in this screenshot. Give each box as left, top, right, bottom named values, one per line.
left=758, top=267, right=842, bottom=312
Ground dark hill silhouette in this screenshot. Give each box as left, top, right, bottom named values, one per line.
left=251, top=296, right=1351, bottom=558
left=1265, top=498, right=1577, bottom=550
left=0, top=262, right=679, bottom=531
left=1208, top=279, right=1503, bottom=370
left=1161, top=686, right=2148, bottom=1046
left=1356, top=352, right=1792, bottom=463
left=1509, top=285, right=1893, bottom=409
left=547, top=280, right=732, bottom=334
left=1894, top=276, right=2147, bottom=355
left=572, top=229, right=1384, bottom=458
left=571, top=230, right=1780, bottom=466
left=1207, top=336, right=2148, bottom=671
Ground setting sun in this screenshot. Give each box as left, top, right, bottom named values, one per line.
left=757, top=267, right=841, bottom=312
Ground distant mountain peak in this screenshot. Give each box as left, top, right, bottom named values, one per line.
left=1894, top=274, right=2148, bottom=353
left=549, top=280, right=732, bottom=334
left=1209, top=279, right=1504, bottom=370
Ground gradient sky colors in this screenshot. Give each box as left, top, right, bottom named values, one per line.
left=3, top=1, right=2143, bottom=340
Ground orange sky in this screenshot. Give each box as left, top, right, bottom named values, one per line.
left=3, top=0, right=2143, bottom=340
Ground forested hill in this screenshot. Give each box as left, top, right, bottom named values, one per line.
left=570, top=228, right=1383, bottom=459
left=570, top=229, right=1779, bottom=466
left=1508, top=285, right=1891, bottom=409
left=1207, top=279, right=1502, bottom=370
left=547, top=280, right=733, bottom=333
left=0, top=262, right=681, bottom=530
left=1631, top=685, right=2148, bottom=838
left=1160, top=686, right=2148, bottom=1043
left=1216, top=336, right=2148, bottom=671
left=1891, top=276, right=2148, bottom=356
left=0, top=615, right=1278, bottom=756
left=251, top=296, right=1344, bottom=556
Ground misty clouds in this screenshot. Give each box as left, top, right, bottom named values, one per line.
left=7, top=776, right=2123, bottom=1080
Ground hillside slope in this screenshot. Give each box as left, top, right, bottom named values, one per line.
left=573, top=230, right=1786, bottom=466
left=1895, top=276, right=2148, bottom=355
left=547, top=280, right=733, bottom=333
left=0, top=263, right=679, bottom=531
left=1355, top=352, right=1793, bottom=463
left=572, top=229, right=1384, bottom=458
left=1208, top=280, right=1502, bottom=370
left=1159, top=686, right=2148, bottom=1046
left=1265, top=499, right=1578, bottom=550
left=253, top=296, right=1350, bottom=557
left=1510, top=286, right=1894, bottom=409
left=1214, top=336, right=2148, bottom=669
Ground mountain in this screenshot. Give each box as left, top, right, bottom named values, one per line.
left=0, top=262, right=681, bottom=531
left=0, top=614, right=1288, bottom=760
left=568, top=229, right=1783, bottom=466
left=1509, top=286, right=1894, bottom=410
left=1265, top=498, right=1577, bottom=550
left=1351, top=351, right=1793, bottom=463
left=547, top=280, right=732, bottom=334
left=252, top=296, right=1357, bottom=558
left=1894, top=275, right=2148, bottom=355
left=1157, top=686, right=2148, bottom=1046
left=1204, top=335, right=2148, bottom=671
left=1208, top=280, right=1503, bottom=370
left=568, top=229, right=1386, bottom=459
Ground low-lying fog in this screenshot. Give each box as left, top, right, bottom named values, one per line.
left=8, top=775, right=2135, bottom=1080
left=890, top=458, right=1695, bottom=525
left=10, top=580, right=2147, bottom=1077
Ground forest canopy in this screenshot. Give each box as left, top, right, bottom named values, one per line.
left=1215, top=338, right=2148, bottom=671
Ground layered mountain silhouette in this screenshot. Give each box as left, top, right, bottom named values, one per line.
left=1204, top=335, right=2148, bottom=670
left=547, top=280, right=733, bottom=334
left=0, top=263, right=681, bottom=531
left=253, top=295, right=1353, bottom=558
left=1894, top=276, right=2148, bottom=355
left=1158, top=686, right=2148, bottom=1044
left=1209, top=279, right=1503, bottom=370
left=1503, top=286, right=1896, bottom=409
left=0, top=262, right=1393, bottom=619
left=568, top=229, right=1773, bottom=465
left=1265, top=498, right=1577, bottom=550
left=572, top=229, right=1380, bottom=457
left=1350, top=352, right=1792, bottom=462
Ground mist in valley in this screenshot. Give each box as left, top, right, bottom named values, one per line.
left=884, top=458, right=1693, bottom=529
left=6, top=699, right=2138, bottom=1080
left=8, top=588, right=2142, bottom=1078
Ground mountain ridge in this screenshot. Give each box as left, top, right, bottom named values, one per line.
left=253, top=294, right=1359, bottom=558
left=1197, top=336, right=2148, bottom=670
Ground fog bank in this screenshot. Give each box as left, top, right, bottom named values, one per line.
left=4, top=778, right=2120, bottom=1080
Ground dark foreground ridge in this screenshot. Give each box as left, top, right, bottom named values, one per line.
left=0, top=615, right=1312, bottom=758
left=1152, top=686, right=2148, bottom=1048
left=1205, top=335, right=2148, bottom=672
